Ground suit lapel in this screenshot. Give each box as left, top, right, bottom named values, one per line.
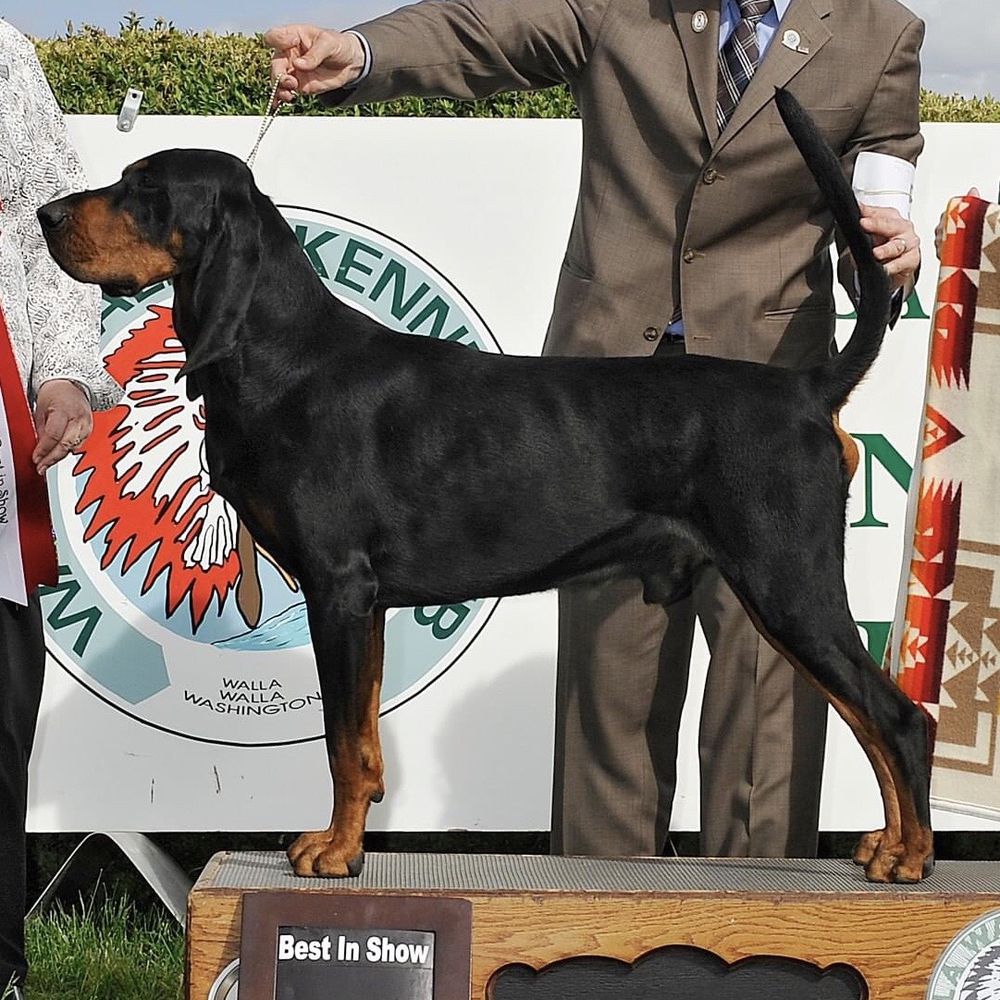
left=670, top=0, right=723, bottom=143
left=712, top=0, right=832, bottom=157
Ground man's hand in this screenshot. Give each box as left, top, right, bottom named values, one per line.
left=859, top=204, right=920, bottom=292
left=32, top=379, right=92, bottom=476
left=264, top=24, right=366, bottom=104
left=935, top=187, right=980, bottom=261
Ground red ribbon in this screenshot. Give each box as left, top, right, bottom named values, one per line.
left=0, top=302, right=59, bottom=595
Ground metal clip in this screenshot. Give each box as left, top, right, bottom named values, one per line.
left=117, top=88, right=144, bottom=132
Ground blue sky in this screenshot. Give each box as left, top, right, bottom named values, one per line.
left=0, top=2, right=401, bottom=38
left=1, top=0, right=995, bottom=98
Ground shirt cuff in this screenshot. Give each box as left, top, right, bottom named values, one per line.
left=344, top=30, right=372, bottom=87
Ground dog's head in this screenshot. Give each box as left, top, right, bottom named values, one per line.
left=39, top=149, right=262, bottom=376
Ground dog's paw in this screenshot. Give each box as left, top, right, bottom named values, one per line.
left=287, top=829, right=335, bottom=877
left=852, top=829, right=883, bottom=867
left=314, top=848, right=365, bottom=878
left=287, top=830, right=365, bottom=878
left=854, top=828, right=934, bottom=883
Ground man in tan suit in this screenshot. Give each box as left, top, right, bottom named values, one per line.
left=265, top=0, right=922, bottom=859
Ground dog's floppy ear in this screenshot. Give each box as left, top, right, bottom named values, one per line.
left=178, top=186, right=262, bottom=378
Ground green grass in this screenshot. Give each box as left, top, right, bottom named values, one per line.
left=15, top=896, right=183, bottom=1000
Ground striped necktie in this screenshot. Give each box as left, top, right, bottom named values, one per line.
left=716, top=0, right=775, bottom=131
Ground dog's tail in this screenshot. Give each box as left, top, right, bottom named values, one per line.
left=774, top=87, right=892, bottom=411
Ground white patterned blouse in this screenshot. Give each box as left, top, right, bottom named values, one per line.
left=0, top=18, right=119, bottom=409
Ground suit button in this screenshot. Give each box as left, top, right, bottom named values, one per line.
left=683, top=248, right=697, bottom=263
left=703, top=168, right=718, bottom=184
left=643, top=326, right=660, bottom=342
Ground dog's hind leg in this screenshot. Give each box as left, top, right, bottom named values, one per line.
left=721, top=551, right=933, bottom=883
left=288, top=570, right=385, bottom=878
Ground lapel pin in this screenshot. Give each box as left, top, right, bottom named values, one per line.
left=0, top=64, right=9, bottom=81
left=692, top=10, right=708, bottom=33
left=781, top=29, right=809, bottom=54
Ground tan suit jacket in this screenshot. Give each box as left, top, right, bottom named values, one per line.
left=331, top=0, right=923, bottom=366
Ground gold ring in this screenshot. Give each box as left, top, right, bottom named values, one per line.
left=894, top=236, right=908, bottom=255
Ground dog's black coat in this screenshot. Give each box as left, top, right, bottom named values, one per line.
left=38, top=90, right=932, bottom=881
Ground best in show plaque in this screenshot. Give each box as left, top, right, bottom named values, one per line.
left=189, top=852, right=1000, bottom=1000
left=238, top=892, right=472, bottom=1000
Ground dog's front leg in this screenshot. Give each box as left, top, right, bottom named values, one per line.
left=288, top=604, right=386, bottom=878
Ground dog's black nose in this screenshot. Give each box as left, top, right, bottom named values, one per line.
left=37, top=201, right=69, bottom=230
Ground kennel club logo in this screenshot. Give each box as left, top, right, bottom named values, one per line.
left=40, top=208, right=502, bottom=746
left=927, top=909, right=1000, bottom=1000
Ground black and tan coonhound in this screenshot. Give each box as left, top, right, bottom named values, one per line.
left=38, top=90, right=933, bottom=882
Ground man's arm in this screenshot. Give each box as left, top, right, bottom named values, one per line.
left=267, top=0, right=610, bottom=108
left=836, top=15, right=924, bottom=309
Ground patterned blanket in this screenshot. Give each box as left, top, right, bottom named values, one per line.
left=891, top=194, right=1000, bottom=820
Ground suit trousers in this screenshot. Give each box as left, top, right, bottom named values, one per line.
left=0, top=594, right=45, bottom=991
left=550, top=565, right=830, bottom=858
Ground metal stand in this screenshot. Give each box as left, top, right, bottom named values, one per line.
left=28, top=832, right=192, bottom=925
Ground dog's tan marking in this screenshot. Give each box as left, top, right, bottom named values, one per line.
left=65, top=196, right=178, bottom=288
left=833, top=413, right=859, bottom=479
left=288, top=610, right=386, bottom=877
left=854, top=704, right=937, bottom=882
left=796, top=671, right=931, bottom=882
left=359, top=608, right=386, bottom=803
left=739, top=601, right=932, bottom=883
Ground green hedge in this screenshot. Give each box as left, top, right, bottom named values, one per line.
left=34, top=14, right=1000, bottom=121
left=35, top=15, right=577, bottom=118
left=919, top=90, right=1000, bottom=123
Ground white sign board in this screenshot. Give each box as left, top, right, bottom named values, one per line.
left=25, top=116, right=1000, bottom=835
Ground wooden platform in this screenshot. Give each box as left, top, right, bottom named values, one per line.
left=187, top=851, right=1000, bottom=999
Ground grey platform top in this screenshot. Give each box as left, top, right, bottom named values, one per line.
left=196, top=851, right=1000, bottom=897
